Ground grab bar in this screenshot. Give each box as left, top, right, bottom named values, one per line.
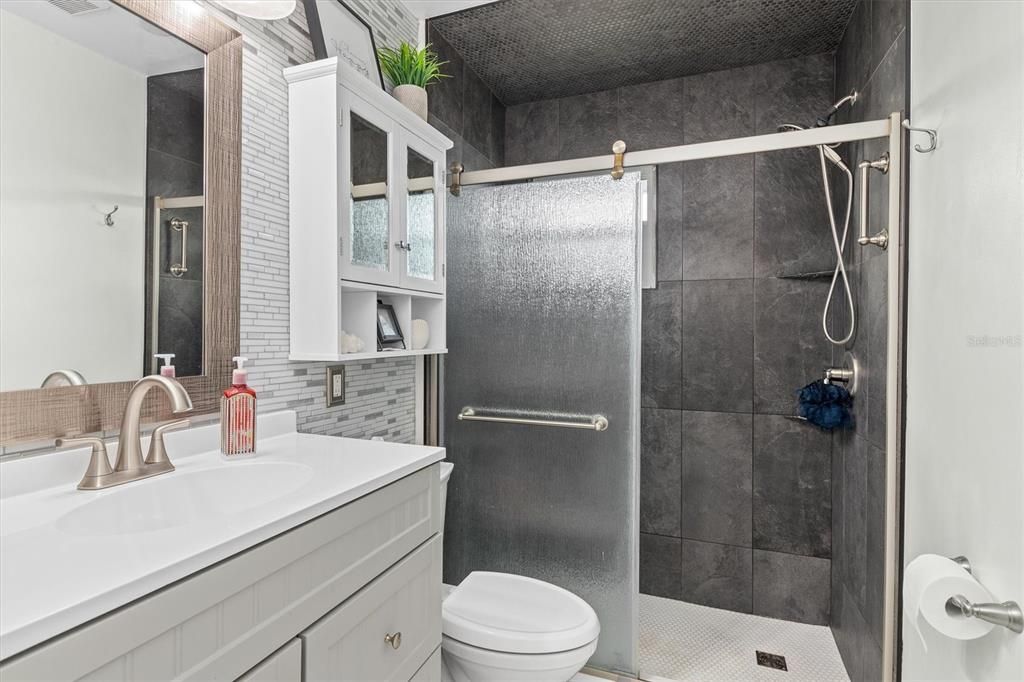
left=169, top=217, right=189, bottom=277
left=457, top=407, right=609, bottom=432
left=857, top=153, right=890, bottom=249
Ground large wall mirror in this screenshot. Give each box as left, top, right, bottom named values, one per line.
left=0, top=0, right=242, bottom=446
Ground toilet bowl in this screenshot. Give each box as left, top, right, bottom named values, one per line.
left=438, top=462, right=600, bottom=682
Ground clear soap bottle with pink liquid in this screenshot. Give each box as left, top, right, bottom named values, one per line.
left=221, top=356, right=256, bottom=458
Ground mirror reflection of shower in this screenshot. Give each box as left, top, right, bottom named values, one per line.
left=778, top=91, right=859, bottom=345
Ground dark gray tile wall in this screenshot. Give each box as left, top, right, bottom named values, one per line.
left=425, top=24, right=505, bottom=172
left=830, top=1, right=906, bottom=677
left=145, top=70, right=205, bottom=377
left=505, top=54, right=837, bottom=625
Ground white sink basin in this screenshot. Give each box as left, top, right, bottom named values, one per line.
left=56, top=461, right=314, bottom=536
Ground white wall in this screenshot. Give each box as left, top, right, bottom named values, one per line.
left=903, top=2, right=1024, bottom=680
left=0, top=9, right=146, bottom=391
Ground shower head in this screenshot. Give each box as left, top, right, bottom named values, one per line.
left=821, top=145, right=849, bottom=172
left=814, top=91, right=859, bottom=127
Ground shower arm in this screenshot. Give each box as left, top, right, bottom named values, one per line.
left=858, top=153, right=890, bottom=249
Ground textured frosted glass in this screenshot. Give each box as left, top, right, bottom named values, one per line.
left=349, top=112, right=389, bottom=271
left=407, top=192, right=434, bottom=279
left=350, top=198, right=389, bottom=270
left=444, top=173, right=641, bottom=673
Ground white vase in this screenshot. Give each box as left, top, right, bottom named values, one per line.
left=393, top=84, right=428, bottom=121
left=411, top=319, right=430, bottom=350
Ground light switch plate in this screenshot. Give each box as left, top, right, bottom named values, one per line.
left=325, top=365, right=346, bottom=407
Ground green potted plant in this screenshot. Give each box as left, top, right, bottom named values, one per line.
left=377, top=41, right=449, bottom=121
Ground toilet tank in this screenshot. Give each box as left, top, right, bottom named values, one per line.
left=439, top=461, right=453, bottom=531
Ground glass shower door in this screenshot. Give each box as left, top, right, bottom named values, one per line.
left=444, top=173, right=642, bottom=674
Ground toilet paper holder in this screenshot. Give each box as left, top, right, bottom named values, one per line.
left=945, top=555, right=1023, bottom=634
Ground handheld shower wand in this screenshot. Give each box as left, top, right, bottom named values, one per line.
left=776, top=92, right=859, bottom=346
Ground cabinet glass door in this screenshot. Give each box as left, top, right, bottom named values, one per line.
left=401, top=136, right=444, bottom=293
left=342, top=101, right=399, bottom=286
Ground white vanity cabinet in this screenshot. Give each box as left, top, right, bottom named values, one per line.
left=302, top=538, right=441, bottom=681
left=0, top=464, right=442, bottom=682
left=285, top=58, right=452, bottom=363
left=237, top=640, right=302, bottom=681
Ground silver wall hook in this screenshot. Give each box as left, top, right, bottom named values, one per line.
left=104, top=205, right=119, bottom=226
left=902, top=119, right=937, bottom=153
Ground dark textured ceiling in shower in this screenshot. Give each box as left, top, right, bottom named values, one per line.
left=430, top=0, right=858, bottom=105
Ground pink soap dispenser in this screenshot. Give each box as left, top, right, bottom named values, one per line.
left=221, top=356, right=256, bottom=458
left=154, top=353, right=176, bottom=377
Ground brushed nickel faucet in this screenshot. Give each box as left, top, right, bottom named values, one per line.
left=55, top=375, right=193, bottom=490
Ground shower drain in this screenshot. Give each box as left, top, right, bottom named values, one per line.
left=756, top=651, right=788, bottom=671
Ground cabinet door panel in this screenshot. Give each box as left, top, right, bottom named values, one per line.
left=398, top=131, right=445, bottom=294
left=340, top=88, right=400, bottom=287
left=409, top=647, right=441, bottom=682
left=236, top=640, right=301, bottom=682
left=302, top=537, right=441, bottom=682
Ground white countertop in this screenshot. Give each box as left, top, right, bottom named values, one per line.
left=0, top=411, right=444, bottom=660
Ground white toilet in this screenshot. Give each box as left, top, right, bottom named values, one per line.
left=438, top=462, right=600, bottom=682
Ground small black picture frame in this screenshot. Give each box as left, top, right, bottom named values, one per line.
left=377, top=301, right=405, bottom=349
left=302, top=0, right=385, bottom=89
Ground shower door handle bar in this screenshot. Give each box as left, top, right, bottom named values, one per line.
left=458, top=408, right=609, bottom=432
left=170, top=217, right=189, bottom=277
left=857, top=154, right=890, bottom=249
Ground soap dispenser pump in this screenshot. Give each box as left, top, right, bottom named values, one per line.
left=154, top=353, right=176, bottom=377
left=221, top=356, right=256, bottom=458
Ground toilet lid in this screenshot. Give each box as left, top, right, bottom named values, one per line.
left=442, top=572, right=600, bottom=654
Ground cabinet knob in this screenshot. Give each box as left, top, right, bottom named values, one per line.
left=384, top=631, right=402, bottom=650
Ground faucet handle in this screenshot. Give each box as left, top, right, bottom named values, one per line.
left=145, top=418, right=191, bottom=466
left=56, top=436, right=114, bottom=490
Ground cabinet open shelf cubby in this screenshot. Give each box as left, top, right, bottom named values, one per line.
left=288, top=283, right=447, bottom=363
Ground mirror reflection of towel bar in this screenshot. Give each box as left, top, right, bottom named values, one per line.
left=457, top=408, right=609, bottom=432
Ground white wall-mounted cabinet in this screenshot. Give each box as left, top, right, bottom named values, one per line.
left=285, top=58, right=451, bottom=362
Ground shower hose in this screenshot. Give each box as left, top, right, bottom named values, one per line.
left=819, top=146, right=856, bottom=346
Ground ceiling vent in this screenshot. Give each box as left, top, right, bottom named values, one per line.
left=44, top=0, right=110, bottom=16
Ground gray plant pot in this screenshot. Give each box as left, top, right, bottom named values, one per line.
left=393, top=84, right=428, bottom=121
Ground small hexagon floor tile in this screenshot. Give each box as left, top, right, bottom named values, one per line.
left=638, top=594, right=849, bottom=681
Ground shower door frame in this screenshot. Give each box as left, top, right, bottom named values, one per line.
left=448, top=114, right=906, bottom=682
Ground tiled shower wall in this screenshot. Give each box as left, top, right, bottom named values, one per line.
left=830, top=0, right=907, bottom=679
left=425, top=24, right=506, bottom=170
left=505, top=54, right=838, bottom=625
left=145, top=69, right=205, bottom=378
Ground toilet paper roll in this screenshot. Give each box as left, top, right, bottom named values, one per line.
left=903, top=554, right=995, bottom=650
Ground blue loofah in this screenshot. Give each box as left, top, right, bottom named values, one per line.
left=797, top=379, right=854, bottom=430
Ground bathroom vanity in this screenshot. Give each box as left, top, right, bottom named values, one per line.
left=0, top=412, right=445, bottom=681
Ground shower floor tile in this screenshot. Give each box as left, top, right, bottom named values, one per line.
left=638, top=594, right=849, bottom=681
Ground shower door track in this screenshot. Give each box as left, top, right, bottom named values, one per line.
left=452, top=117, right=893, bottom=189
left=452, top=114, right=905, bottom=682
